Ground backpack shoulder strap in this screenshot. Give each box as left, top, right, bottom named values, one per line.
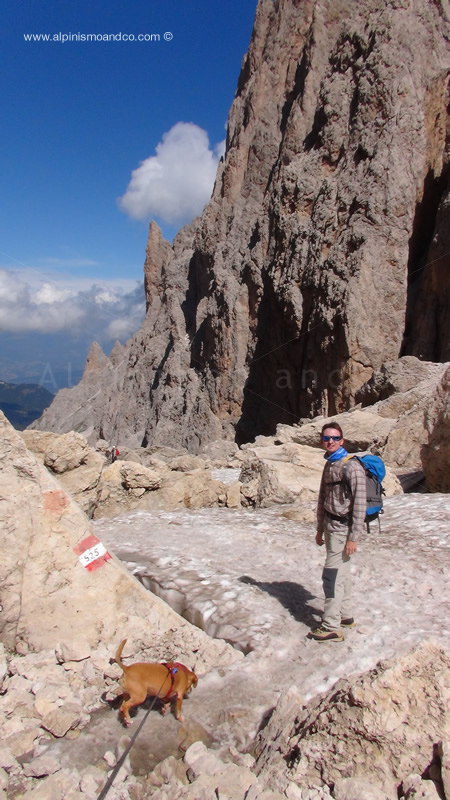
left=341, top=455, right=367, bottom=488
left=341, top=454, right=354, bottom=480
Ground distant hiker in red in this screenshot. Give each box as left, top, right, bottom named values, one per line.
left=311, top=422, right=366, bottom=642
left=110, top=447, right=119, bottom=464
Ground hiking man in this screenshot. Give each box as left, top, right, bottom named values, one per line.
left=311, top=422, right=366, bottom=642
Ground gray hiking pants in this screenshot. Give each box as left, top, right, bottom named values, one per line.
left=322, top=523, right=353, bottom=631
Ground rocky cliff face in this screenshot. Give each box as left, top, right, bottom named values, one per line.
left=32, top=0, right=450, bottom=451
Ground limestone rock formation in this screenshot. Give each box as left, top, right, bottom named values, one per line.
left=238, top=435, right=401, bottom=507
left=355, top=357, right=446, bottom=407
left=0, top=410, right=238, bottom=673
left=274, top=358, right=450, bottom=473
left=21, top=428, right=243, bottom=519
left=239, top=442, right=326, bottom=507
left=254, top=640, right=450, bottom=799
left=94, top=459, right=241, bottom=519
left=374, top=362, right=450, bottom=469
left=275, top=409, right=397, bottom=451
left=30, top=0, right=449, bottom=455
left=22, top=429, right=105, bottom=515
left=28, top=339, right=134, bottom=446
left=22, top=422, right=405, bottom=522
left=422, top=365, right=450, bottom=491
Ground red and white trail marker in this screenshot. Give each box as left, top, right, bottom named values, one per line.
left=73, top=534, right=112, bottom=572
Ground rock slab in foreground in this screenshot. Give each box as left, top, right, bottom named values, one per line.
left=254, top=640, right=450, bottom=799
left=0, top=411, right=238, bottom=675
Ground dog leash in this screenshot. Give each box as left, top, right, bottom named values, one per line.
left=96, top=669, right=171, bottom=800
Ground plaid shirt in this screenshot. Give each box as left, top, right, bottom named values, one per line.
left=317, top=456, right=367, bottom=541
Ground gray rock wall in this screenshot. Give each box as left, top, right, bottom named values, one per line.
left=31, top=0, right=450, bottom=452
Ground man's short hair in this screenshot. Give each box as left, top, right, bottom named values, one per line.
left=321, top=421, right=344, bottom=438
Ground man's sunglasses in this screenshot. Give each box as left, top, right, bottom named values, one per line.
left=322, top=435, right=342, bottom=442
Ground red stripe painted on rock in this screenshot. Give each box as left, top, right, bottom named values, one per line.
left=73, top=533, right=101, bottom=556
left=86, top=552, right=112, bottom=572
left=74, top=534, right=111, bottom=571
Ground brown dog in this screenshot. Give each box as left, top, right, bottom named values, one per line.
left=114, top=639, right=198, bottom=726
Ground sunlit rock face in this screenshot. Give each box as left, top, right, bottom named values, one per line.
left=31, top=0, right=449, bottom=451
left=422, top=365, right=450, bottom=492
left=0, top=410, right=238, bottom=673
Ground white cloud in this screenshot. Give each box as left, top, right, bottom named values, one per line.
left=106, top=311, right=143, bottom=341
left=118, top=122, right=226, bottom=225
left=94, top=289, right=119, bottom=305
left=0, top=267, right=145, bottom=339
left=34, top=282, right=72, bottom=305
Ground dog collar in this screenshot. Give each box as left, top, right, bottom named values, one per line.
left=162, top=662, right=188, bottom=699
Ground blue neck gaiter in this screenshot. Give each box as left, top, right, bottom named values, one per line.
left=325, top=446, right=348, bottom=462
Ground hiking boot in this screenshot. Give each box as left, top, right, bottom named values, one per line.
left=309, top=625, right=344, bottom=642
left=341, top=617, right=355, bottom=628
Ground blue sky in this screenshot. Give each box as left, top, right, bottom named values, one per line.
left=0, top=0, right=257, bottom=389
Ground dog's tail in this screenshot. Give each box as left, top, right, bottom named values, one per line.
left=115, top=639, right=128, bottom=671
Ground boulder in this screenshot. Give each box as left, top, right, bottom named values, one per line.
left=371, top=382, right=444, bottom=421
left=276, top=411, right=396, bottom=453
left=379, top=365, right=450, bottom=471
left=42, top=431, right=90, bottom=473
left=169, top=454, right=211, bottom=472
left=142, top=445, right=190, bottom=463
left=20, top=430, right=59, bottom=459
left=240, top=443, right=325, bottom=506
left=119, top=461, right=162, bottom=490
left=402, top=773, right=441, bottom=799
left=239, top=439, right=401, bottom=507
left=200, top=439, right=240, bottom=466
left=381, top=406, right=430, bottom=470
left=91, top=462, right=239, bottom=519
left=21, top=430, right=104, bottom=514
left=56, top=450, right=104, bottom=514
left=355, top=358, right=446, bottom=407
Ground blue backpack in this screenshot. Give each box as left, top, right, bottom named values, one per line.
left=343, top=454, right=386, bottom=529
